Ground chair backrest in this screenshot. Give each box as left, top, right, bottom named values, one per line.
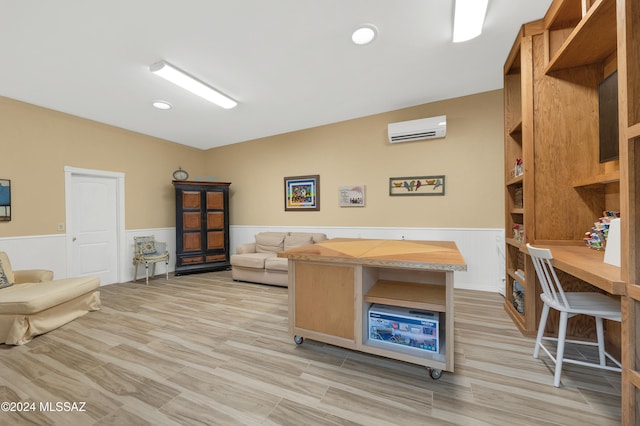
left=526, top=243, right=570, bottom=310
left=134, top=236, right=157, bottom=256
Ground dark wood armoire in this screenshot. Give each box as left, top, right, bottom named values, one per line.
left=173, top=181, right=231, bottom=275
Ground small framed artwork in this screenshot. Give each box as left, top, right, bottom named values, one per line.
left=0, top=179, right=10, bottom=221
left=339, top=185, right=365, bottom=207
left=389, top=175, right=445, bottom=196
left=284, top=175, right=320, bottom=211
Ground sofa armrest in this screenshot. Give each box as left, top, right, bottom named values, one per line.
left=13, top=269, right=54, bottom=284
left=236, top=243, right=257, bottom=255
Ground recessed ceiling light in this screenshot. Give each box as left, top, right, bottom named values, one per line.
left=352, top=24, right=378, bottom=45
left=152, top=100, right=172, bottom=110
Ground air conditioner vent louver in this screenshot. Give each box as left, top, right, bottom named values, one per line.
left=387, top=116, right=446, bottom=143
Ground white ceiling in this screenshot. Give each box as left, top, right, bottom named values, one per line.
left=0, top=0, right=551, bottom=150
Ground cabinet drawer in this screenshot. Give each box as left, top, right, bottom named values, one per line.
left=180, top=256, right=203, bottom=265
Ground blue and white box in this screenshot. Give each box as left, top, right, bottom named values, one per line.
left=368, top=304, right=440, bottom=353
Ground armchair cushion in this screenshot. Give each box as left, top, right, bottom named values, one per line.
left=0, top=251, right=15, bottom=285
left=14, top=270, right=54, bottom=284
left=136, top=239, right=157, bottom=255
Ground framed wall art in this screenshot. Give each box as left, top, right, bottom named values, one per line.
left=284, top=175, right=320, bottom=211
left=389, top=175, right=445, bottom=196
left=339, top=185, right=365, bottom=207
left=0, top=179, right=11, bottom=221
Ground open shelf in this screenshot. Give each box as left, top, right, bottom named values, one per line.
left=364, top=280, right=446, bottom=312
left=573, top=170, right=620, bottom=188
left=545, top=0, right=617, bottom=73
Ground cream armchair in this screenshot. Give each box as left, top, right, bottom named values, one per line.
left=133, top=236, right=170, bottom=284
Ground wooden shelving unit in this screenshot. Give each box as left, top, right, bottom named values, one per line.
left=507, top=0, right=640, bottom=421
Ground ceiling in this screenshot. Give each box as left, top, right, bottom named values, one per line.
left=0, top=0, right=551, bottom=150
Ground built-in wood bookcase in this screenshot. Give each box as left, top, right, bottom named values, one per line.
left=506, top=0, right=639, bottom=421
left=503, top=0, right=620, bottom=333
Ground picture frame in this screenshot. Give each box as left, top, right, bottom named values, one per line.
left=284, top=175, right=320, bottom=211
left=0, top=179, right=11, bottom=221
left=389, top=175, right=445, bottom=196
left=339, top=185, right=365, bottom=207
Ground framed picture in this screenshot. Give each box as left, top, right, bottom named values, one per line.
left=339, top=185, right=365, bottom=207
left=0, top=179, right=10, bottom=221
left=284, top=175, right=320, bottom=211
left=389, top=175, right=445, bottom=196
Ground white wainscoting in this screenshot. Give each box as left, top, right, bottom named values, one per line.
left=231, top=226, right=506, bottom=293
left=0, top=228, right=175, bottom=285
left=0, top=226, right=505, bottom=292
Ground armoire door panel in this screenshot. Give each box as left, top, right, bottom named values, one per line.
left=207, top=192, right=224, bottom=210
left=183, top=212, right=202, bottom=230
left=207, top=231, right=224, bottom=250
left=183, top=233, right=202, bottom=251
left=182, top=191, right=201, bottom=209
left=207, top=212, right=224, bottom=229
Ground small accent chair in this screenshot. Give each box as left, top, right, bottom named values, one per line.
left=133, top=236, right=169, bottom=285
left=526, top=243, right=622, bottom=387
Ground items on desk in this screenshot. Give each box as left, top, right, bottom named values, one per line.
left=583, top=211, right=620, bottom=250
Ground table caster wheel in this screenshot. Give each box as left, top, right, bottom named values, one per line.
left=428, top=368, right=442, bottom=380
left=294, top=335, right=304, bottom=345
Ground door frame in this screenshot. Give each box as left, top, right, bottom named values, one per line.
left=64, top=166, right=126, bottom=283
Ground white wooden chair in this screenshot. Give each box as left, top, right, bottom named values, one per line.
left=133, top=236, right=169, bottom=285
left=526, top=243, right=622, bottom=387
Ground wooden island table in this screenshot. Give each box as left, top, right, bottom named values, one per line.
left=278, top=238, right=467, bottom=378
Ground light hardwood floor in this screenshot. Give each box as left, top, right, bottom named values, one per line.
left=0, top=271, right=621, bottom=425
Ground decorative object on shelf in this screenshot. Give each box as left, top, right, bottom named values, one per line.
left=512, top=158, right=523, bottom=179
left=284, top=175, right=320, bottom=211
left=513, top=224, right=525, bottom=243
left=583, top=211, right=620, bottom=250
left=338, top=185, right=365, bottom=207
left=0, top=179, right=10, bottom=221
left=172, top=167, right=189, bottom=181
left=389, top=175, right=445, bottom=196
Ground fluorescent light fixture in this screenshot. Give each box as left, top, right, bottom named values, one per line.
left=152, top=100, right=172, bottom=110
left=150, top=60, right=237, bottom=109
left=453, top=0, right=488, bottom=43
left=352, top=24, right=378, bottom=45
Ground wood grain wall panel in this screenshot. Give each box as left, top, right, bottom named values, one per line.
left=532, top=34, right=605, bottom=241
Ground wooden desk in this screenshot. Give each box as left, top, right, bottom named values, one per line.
left=279, top=238, right=466, bottom=377
left=544, top=245, right=625, bottom=295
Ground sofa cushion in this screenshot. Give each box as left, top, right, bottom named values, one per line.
left=230, top=252, right=276, bottom=269
left=0, top=276, right=100, bottom=314
left=284, top=234, right=313, bottom=251
left=265, top=257, right=288, bottom=272
left=289, top=232, right=327, bottom=244
left=0, top=252, right=15, bottom=285
left=255, top=232, right=287, bottom=253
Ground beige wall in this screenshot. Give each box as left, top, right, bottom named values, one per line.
left=206, top=90, right=505, bottom=228
left=0, top=89, right=504, bottom=239
left=0, top=96, right=205, bottom=237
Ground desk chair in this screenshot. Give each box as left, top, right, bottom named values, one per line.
left=133, top=236, right=169, bottom=285
left=526, top=243, right=622, bottom=387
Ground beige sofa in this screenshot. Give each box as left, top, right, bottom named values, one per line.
left=231, top=232, right=327, bottom=287
left=0, top=252, right=101, bottom=345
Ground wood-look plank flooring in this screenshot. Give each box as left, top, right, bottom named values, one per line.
left=0, top=271, right=621, bottom=425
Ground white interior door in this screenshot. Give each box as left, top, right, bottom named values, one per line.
left=65, top=167, right=124, bottom=285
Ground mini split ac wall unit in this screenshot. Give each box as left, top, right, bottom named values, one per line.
left=387, top=115, right=447, bottom=143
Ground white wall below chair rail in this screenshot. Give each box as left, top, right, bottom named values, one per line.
left=231, top=226, right=506, bottom=293
left=0, top=226, right=505, bottom=293
left=0, top=228, right=176, bottom=285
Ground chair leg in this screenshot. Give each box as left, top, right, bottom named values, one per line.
left=595, top=316, right=606, bottom=366
left=554, top=311, right=569, bottom=387
left=134, top=263, right=139, bottom=282
left=534, top=303, right=550, bottom=359
left=151, top=262, right=157, bottom=279
left=145, top=262, right=149, bottom=285
left=165, top=259, right=169, bottom=280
